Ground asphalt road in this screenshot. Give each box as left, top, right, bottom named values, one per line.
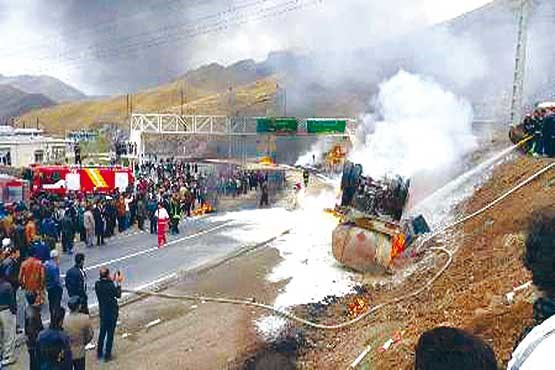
left=55, top=208, right=288, bottom=311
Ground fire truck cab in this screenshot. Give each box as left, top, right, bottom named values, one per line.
left=31, top=165, right=134, bottom=196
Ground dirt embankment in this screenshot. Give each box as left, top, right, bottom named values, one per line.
left=298, top=156, right=555, bottom=369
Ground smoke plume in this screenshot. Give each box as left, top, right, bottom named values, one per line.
left=349, top=71, right=477, bottom=178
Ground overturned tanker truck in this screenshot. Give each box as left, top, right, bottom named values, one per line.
left=332, top=161, right=430, bottom=273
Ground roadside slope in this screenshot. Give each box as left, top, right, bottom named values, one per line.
left=298, top=155, right=555, bottom=369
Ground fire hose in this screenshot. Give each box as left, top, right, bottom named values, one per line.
left=123, top=160, right=555, bottom=332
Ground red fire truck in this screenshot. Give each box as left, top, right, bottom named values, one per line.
left=30, top=165, right=135, bottom=196
left=0, top=175, right=30, bottom=205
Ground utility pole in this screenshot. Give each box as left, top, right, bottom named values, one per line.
left=510, top=0, right=531, bottom=126
left=228, top=86, right=233, bottom=160
left=283, top=87, right=287, bottom=117
left=180, top=82, right=184, bottom=116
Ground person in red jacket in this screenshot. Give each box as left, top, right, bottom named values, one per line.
left=155, top=203, right=169, bottom=248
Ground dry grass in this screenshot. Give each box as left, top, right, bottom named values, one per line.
left=18, top=77, right=279, bottom=134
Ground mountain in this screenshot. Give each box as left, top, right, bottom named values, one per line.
left=0, top=74, right=87, bottom=102
left=20, top=0, right=555, bottom=132
left=0, top=84, right=55, bottom=123
left=17, top=77, right=278, bottom=134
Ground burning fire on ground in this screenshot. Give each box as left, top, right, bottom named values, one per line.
left=347, top=296, right=369, bottom=319
left=192, top=203, right=214, bottom=216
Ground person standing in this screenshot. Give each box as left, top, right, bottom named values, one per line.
left=44, top=250, right=63, bottom=319
left=65, top=253, right=89, bottom=315
left=61, top=209, right=75, bottom=254
left=136, top=196, right=146, bottom=231
left=24, top=215, right=36, bottom=248
left=0, top=268, right=17, bottom=366
left=92, top=202, right=105, bottom=246
left=40, top=213, right=58, bottom=251
left=24, top=292, right=43, bottom=370
left=19, top=248, right=45, bottom=306
left=116, top=197, right=126, bottom=233
left=36, top=307, right=72, bottom=370
left=260, top=180, right=269, bottom=207
left=155, top=203, right=170, bottom=248
left=95, top=267, right=123, bottom=361
left=83, top=206, right=95, bottom=249
left=169, top=194, right=181, bottom=235
left=1, top=245, right=24, bottom=334
left=146, top=194, right=158, bottom=234
left=64, top=296, right=93, bottom=370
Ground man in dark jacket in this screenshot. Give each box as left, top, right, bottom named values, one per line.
left=92, top=203, right=105, bottom=246
left=95, top=267, right=123, bottom=361
left=136, top=196, right=147, bottom=231
left=36, top=307, right=72, bottom=370
left=40, top=213, right=58, bottom=251
left=13, top=218, right=28, bottom=258
left=60, top=210, right=75, bottom=254
left=64, top=253, right=88, bottom=314
left=24, top=292, right=43, bottom=370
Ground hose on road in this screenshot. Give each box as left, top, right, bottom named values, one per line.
left=124, top=147, right=554, bottom=331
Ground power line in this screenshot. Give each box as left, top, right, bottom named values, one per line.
left=2, top=0, right=276, bottom=61
left=1, top=0, right=218, bottom=59
left=25, top=0, right=322, bottom=74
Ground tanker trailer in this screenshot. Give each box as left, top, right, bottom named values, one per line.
left=332, top=161, right=429, bottom=273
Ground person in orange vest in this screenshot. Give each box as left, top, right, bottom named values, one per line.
left=155, top=203, right=170, bottom=248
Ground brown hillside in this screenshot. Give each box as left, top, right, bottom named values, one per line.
left=18, top=77, right=279, bottom=134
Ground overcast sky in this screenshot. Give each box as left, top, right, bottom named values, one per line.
left=0, top=0, right=494, bottom=95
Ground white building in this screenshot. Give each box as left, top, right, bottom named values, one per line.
left=0, top=126, right=68, bottom=167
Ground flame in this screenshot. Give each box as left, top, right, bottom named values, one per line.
left=192, top=202, right=214, bottom=216
left=324, top=207, right=344, bottom=221
left=259, top=156, right=275, bottom=166
left=347, top=296, right=369, bottom=318
left=325, top=145, right=347, bottom=166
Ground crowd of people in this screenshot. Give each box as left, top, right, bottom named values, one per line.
left=515, top=105, right=555, bottom=156
left=0, top=159, right=281, bottom=369
left=0, top=235, right=123, bottom=370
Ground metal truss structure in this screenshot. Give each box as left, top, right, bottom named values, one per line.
left=129, top=113, right=358, bottom=160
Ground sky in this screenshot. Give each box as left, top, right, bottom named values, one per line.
left=0, top=0, right=494, bottom=95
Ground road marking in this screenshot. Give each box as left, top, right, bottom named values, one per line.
left=134, top=273, right=177, bottom=291
left=61, top=221, right=232, bottom=277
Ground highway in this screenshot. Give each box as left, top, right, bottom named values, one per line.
left=55, top=207, right=289, bottom=311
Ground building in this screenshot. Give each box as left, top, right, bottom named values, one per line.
left=0, top=126, right=68, bottom=167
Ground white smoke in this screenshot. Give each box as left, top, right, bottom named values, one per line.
left=295, top=138, right=335, bottom=167
left=349, top=70, right=477, bottom=178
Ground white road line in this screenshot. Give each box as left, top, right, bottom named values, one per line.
left=61, top=221, right=232, bottom=277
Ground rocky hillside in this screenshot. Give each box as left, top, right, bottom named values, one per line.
left=0, top=74, right=86, bottom=102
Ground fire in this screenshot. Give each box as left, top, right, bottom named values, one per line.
left=326, top=145, right=346, bottom=166
left=259, top=156, right=275, bottom=166
left=192, top=202, right=214, bottom=216
left=347, top=296, right=369, bottom=318
left=324, top=207, right=344, bottom=221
